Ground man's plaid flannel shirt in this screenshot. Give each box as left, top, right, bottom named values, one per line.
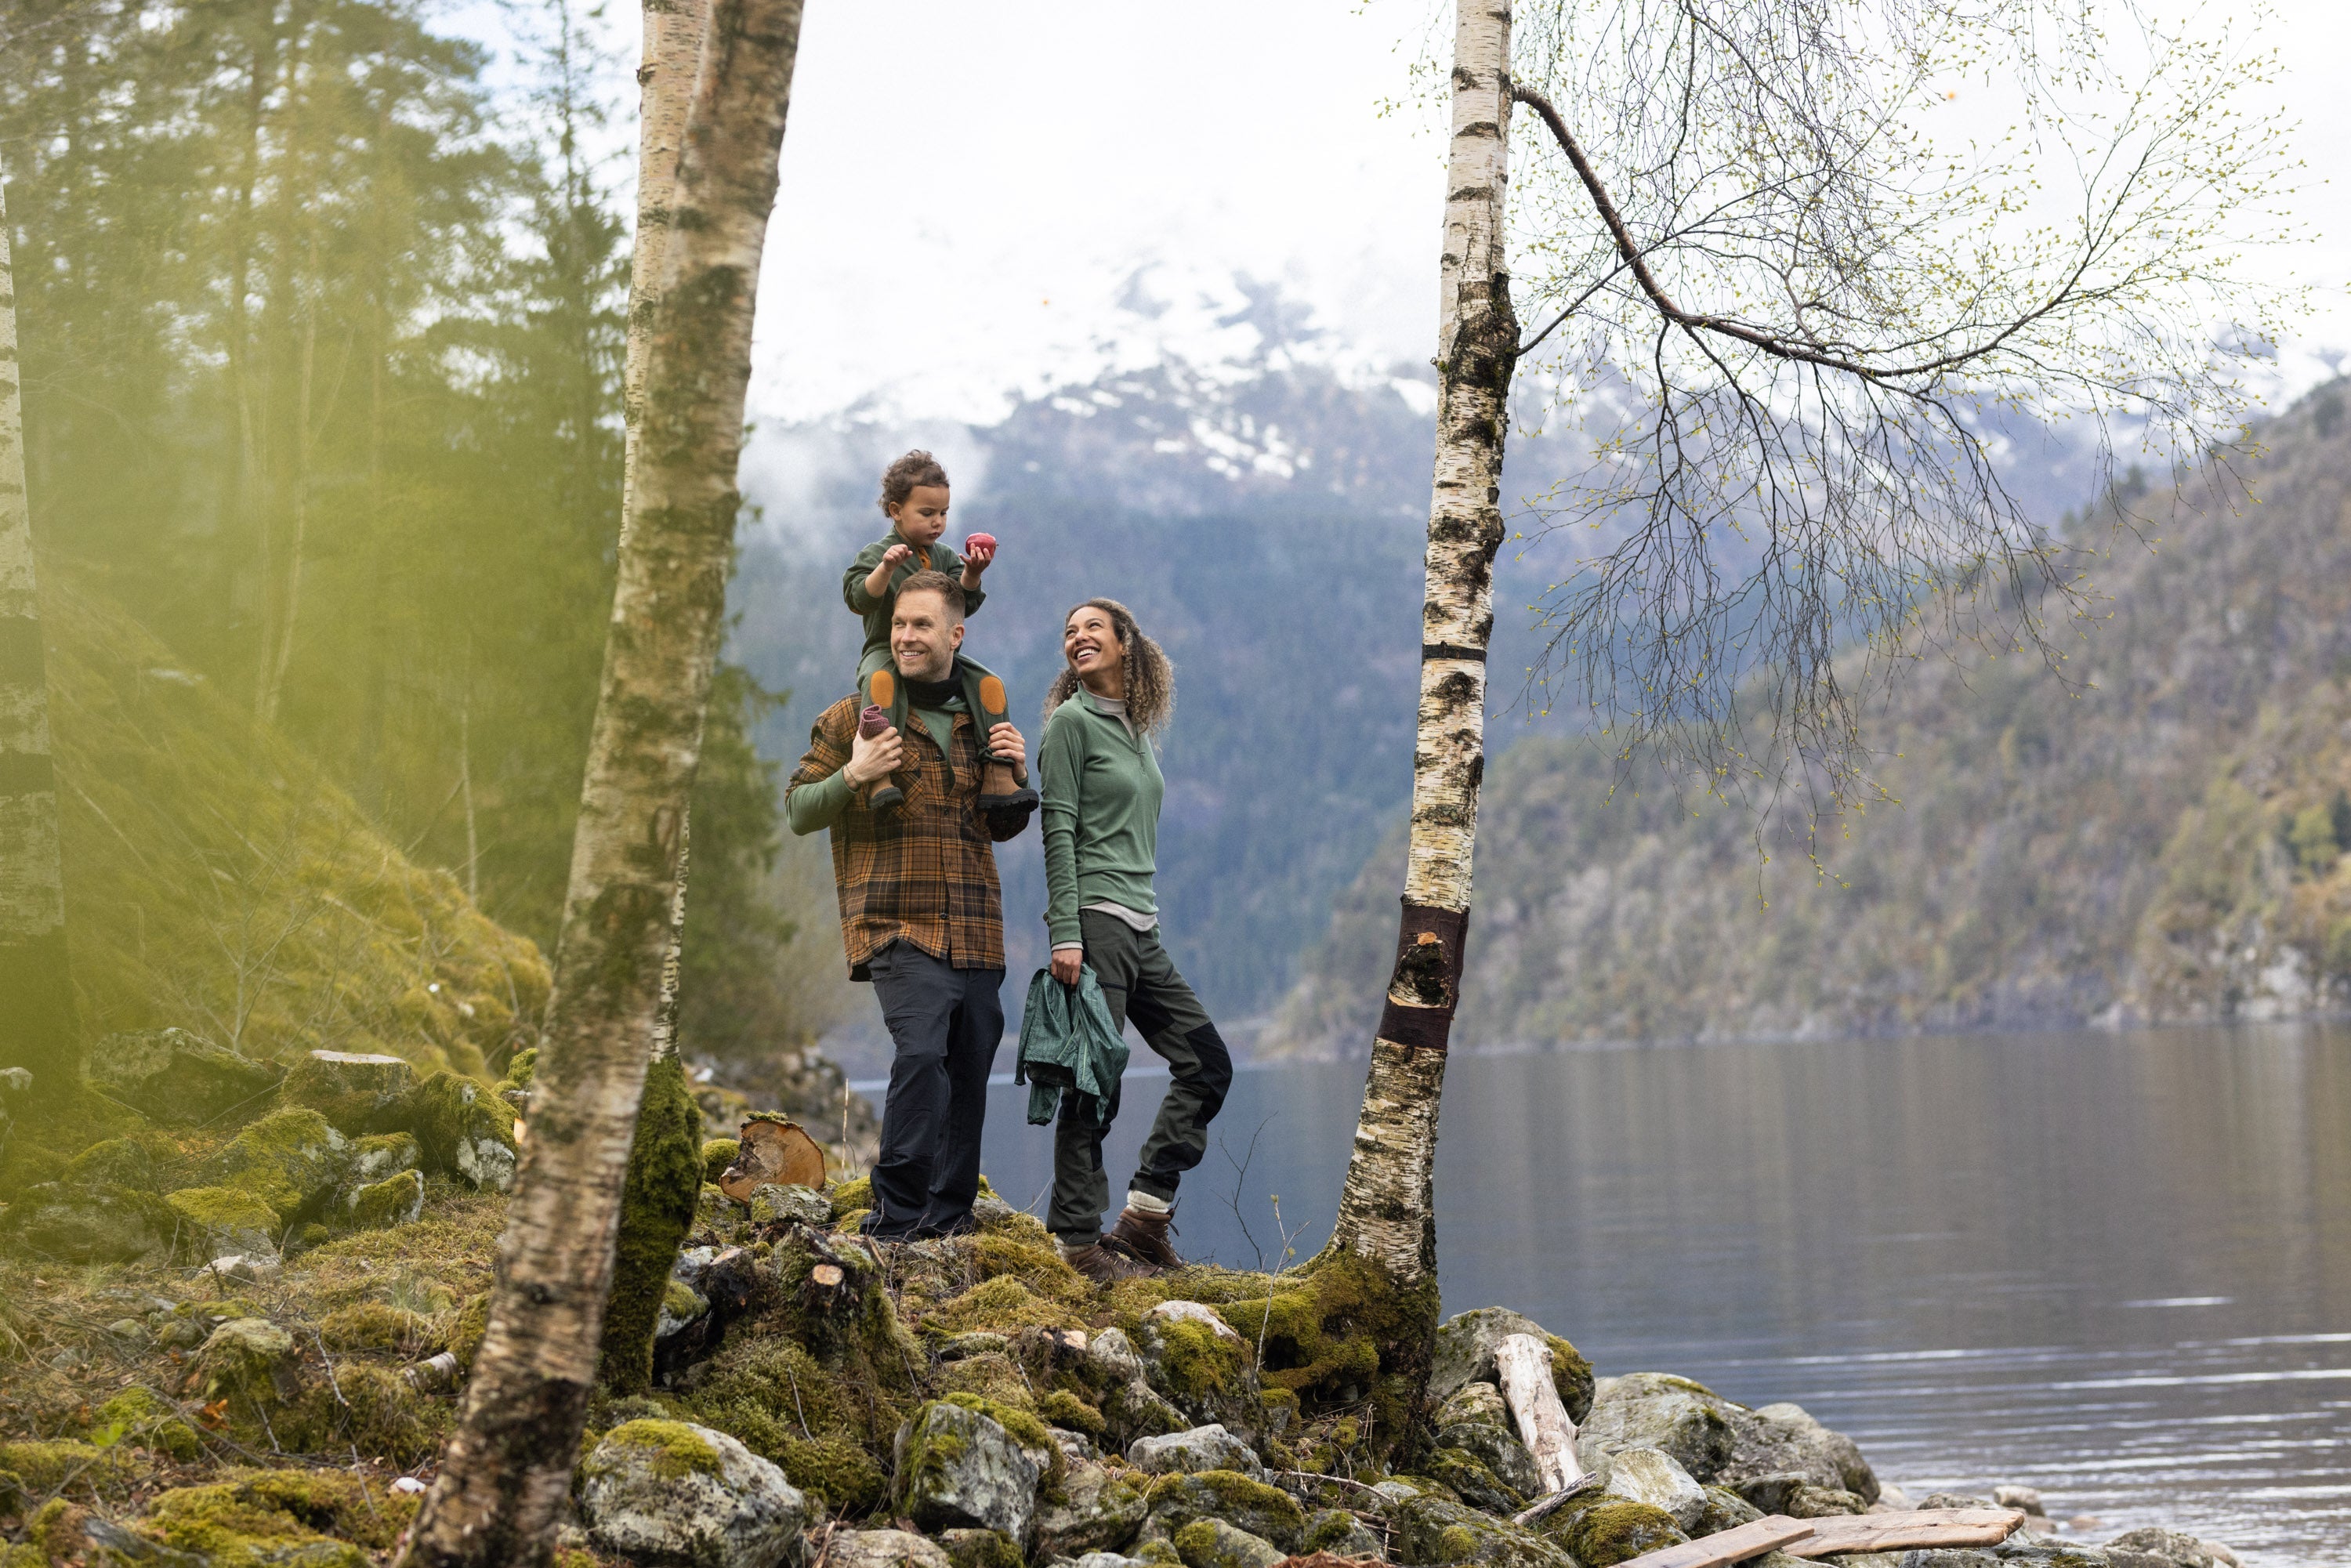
left=787, top=693, right=1029, bottom=979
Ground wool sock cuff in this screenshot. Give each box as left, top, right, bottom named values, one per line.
left=1124, top=1189, right=1173, bottom=1216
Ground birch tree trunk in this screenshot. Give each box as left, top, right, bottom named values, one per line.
left=0, top=176, right=81, bottom=1101
left=395, top=0, right=803, bottom=1559
left=1320, top=0, right=1516, bottom=1285
left=620, top=0, right=709, bottom=527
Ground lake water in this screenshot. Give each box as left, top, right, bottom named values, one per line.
left=967, top=1023, right=2351, bottom=1566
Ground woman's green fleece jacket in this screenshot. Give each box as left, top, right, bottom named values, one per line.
left=1038, top=693, right=1164, bottom=948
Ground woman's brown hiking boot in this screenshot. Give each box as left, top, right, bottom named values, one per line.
left=1061, top=1239, right=1161, bottom=1284
left=1103, top=1205, right=1183, bottom=1269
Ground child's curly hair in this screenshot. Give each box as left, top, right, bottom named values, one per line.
left=878, top=450, right=951, bottom=516
left=1043, top=599, right=1176, bottom=737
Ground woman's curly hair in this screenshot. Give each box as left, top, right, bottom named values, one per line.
left=1043, top=598, right=1176, bottom=736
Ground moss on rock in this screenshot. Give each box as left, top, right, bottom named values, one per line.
left=1040, top=1387, right=1105, bottom=1436
left=346, top=1168, right=425, bottom=1230
left=1137, top=1469, right=1304, bottom=1553
left=702, top=1137, right=741, bottom=1184
left=165, top=1184, right=281, bottom=1257
left=317, top=1302, right=440, bottom=1355
left=401, top=1070, right=518, bottom=1191
left=89, top=1388, right=201, bottom=1463
left=205, top=1108, right=350, bottom=1222
left=583, top=1418, right=724, bottom=1483
left=928, top=1274, right=1085, bottom=1335
left=0, top=1439, right=132, bottom=1498
left=1563, top=1501, right=1688, bottom=1567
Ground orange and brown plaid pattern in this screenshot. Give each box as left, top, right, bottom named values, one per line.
left=788, top=694, right=1023, bottom=977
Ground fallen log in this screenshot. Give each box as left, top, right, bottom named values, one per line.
left=1600, top=1515, right=1816, bottom=1568
left=1780, top=1507, right=2026, bottom=1558
left=1494, top=1331, right=1583, bottom=1493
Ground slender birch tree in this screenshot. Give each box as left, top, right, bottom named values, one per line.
left=0, top=174, right=79, bottom=1101
left=396, top=0, right=804, bottom=1559
left=1324, top=0, right=2298, bottom=1295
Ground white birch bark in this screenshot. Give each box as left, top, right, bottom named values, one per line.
left=618, top=0, right=709, bottom=531
left=1322, top=0, right=1516, bottom=1285
left=0, top=175, right=79, bottom=1096
left=396, top=0, right=802, bottom=1559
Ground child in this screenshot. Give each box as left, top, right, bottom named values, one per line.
left=844, top=451, right=1034, bottom=822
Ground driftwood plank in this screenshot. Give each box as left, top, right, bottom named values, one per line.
left=1781, top=1508, right=2027, bottom=1558
left=1494, top=1331, right=1583, bottom=1493
left=1606, top=1515, right=1816, bottom=1568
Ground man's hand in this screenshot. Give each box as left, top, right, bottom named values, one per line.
left=1051, top=947, right=1084, bottom=986
left=845, top=722, right=903, bottom=788
left=986, top=720, right=1027, bottom=780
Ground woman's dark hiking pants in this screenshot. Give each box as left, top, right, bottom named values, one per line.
left=1049, top=910, right=1232, bottom=1245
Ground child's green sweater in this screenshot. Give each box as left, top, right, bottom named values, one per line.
left=842, top=531, right=985, bottom=659
left=1038, top=693, right=1164, bottom=948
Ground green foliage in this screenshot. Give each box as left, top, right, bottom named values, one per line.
left=2291, top=802, right=2345, bottom=875
left=598, top=1052, right=704, bottom=1396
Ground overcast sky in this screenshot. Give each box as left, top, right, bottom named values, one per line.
left=495, top=1, right=2351, bottom=428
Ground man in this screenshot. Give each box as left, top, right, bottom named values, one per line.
left=785, top=571, right=1031, bottom=1239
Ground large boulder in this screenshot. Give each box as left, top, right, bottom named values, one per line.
left=1436, top=1420, right=1542, bottom=1497
left=203, top=1108, right=350, bottom=1222
left=1556, top=1501, right=1688, bottom=1567
left=1596, top=1447, right=1708, bottom=1532
left=1577, top=1374, right=1736, bottom=1479
left=1717, top=1401, right=1878, bottom=1501
left=1430, top=1307, right=1596, bottom=1422
left=579, top=1419, right=807, bottom=1568
left=1128, top=1423, right=1266, bottom=1480
left=1090, top=1327, right=1192, bottom=1449
left=1136, top=1471, right=1306, bottom=1555
left=1424, top=1448, right=1529, bottom=1514
left=1389, top=1493, right=1574, bottom=1566
left=88, top=1028, right=281, bottom=1126
left=281, top=1050, right=414, bottom=1134
left=1032, top=1461, right=1149, bottom=1559
left=893, top=1400, right=1049, bottom=1544
left=1302, top=1507, right=1388, bottom=1558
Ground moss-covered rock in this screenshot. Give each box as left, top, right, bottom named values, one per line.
left=1425, top=1447, right=1528, bottom=1514
left=2, top=1181, right=178, bottom=1262
left=400, top=1071, right=518, bottom=1191
left=1428, top=1308, right=1596, bottom=1425
left=193, top=1318, right=297, bottom=1403
left=1439, top=1420, right=1541, bottom=1497
left=0, top=1439, right=134, bottom=1499
left=85, top=1029, right=284, bottom=1128
left=60, top=1134, right=172, bottom=1191
left=1302, top=1506, right=1387, bottom=1558
left=747, top=1182, right=831, bottom=1228
left=1172, top=1516, right=1286, bottom=1568
left=165, top=1184, right=282, bottom=1258
left=205, top=1108, right=351, bottom=1221
left=939, top=1526, right=1027, bottom=1568
left=89, top=1387, right=201, bottom=1463
left=828, top=1175, right=872, bottom=1218
left=1040, top=1387, right=1106, bottom=1436
left=1560, top=1501, right=1688, bottom=1567
left=893, top=1399, right=1049, bottom=1542
left=346, top=1132, right=421, bottom=1186
left=346, top=1168, right=424, bottom=1230
left=281, top=1050, right=415, bottom=1135
left=1390, top=1492, right=1575, bottom=1567
left=1575, top=1373, right=1737, bottom=1481
left=580, top=1418, right=810, bottom=1568
left=1034, top=1461, right=1150, bottom=1559
left=1694, top=1485, right=1764, bottom=1536
left=1136, top=1470, right=1305, bottom=1555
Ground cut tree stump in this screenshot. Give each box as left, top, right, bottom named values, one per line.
left=1599, top=1515, right=1815, bottom=1568
left=1780, top=1508, right=2025, bottom=1557
left=719, top=1114, right=824, bottom=1200
left=1494, top=1331, right=1582, bottom=1493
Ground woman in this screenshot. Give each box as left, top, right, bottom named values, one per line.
left=1037, top=599, right=1232, bottom=1283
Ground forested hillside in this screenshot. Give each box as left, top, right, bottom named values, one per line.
left=1270, top=386, right=2351, bottom=1057
left=1, top=0, right=814, bottom=1078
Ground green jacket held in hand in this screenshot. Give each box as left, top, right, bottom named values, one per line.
left=1014, top=965, right=1128, bottom=1128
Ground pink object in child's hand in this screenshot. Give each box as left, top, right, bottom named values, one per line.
left=965, top=533, right=996, bottom=556
left=859, top=705, right=890, bottom=738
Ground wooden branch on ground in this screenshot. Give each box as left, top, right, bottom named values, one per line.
left=1780, top=1508, right=2025, bottom=1557
left=1494, top=1332, right=1582, bottom=1494
left=1604, top=1515, right=1817, bottom=1568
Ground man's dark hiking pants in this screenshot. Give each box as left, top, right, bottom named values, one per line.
left=1049, top=910, right=1232, bottom=1245
left=868, top=941, right=1003, bottom=1238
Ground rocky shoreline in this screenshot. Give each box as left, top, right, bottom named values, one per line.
left=0, top=1049, right=2256, bottom=1568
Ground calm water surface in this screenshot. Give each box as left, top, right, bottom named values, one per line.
left=967, top=1023, right=2351, bottom=1565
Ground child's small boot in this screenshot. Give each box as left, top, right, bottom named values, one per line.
left=970, top=670, right=1038, bottom=828
left=860, top=668, right=907, bottom=812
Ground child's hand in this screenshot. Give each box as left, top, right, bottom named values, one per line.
left=879, top=542, right=915, bottom=570
left=962, top=533, right=998, bottom=573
